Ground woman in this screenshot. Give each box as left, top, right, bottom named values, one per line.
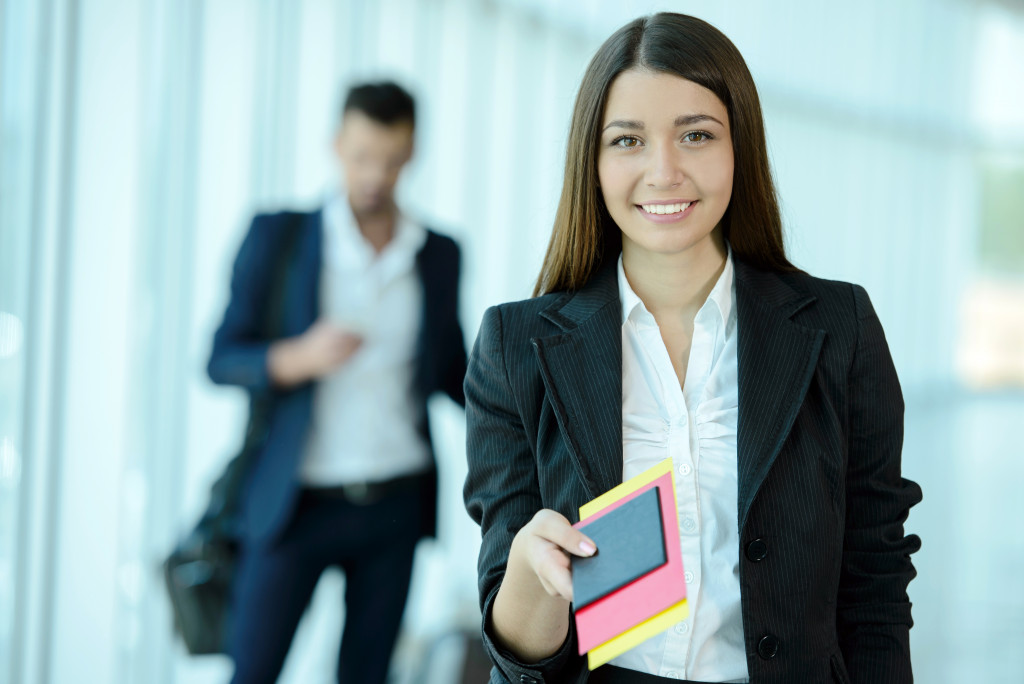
left=464, top=12, right=921, bottom=684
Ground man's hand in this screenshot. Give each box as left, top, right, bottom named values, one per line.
left=267, top=319, right=363, bottom=387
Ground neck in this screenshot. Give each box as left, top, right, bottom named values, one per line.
left=351, top=201, right=397, bottom=254
left=621, top=231, right=728, bottom=321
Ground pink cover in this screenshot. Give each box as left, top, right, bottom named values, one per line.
left=572, top=471, right=686, bottom=654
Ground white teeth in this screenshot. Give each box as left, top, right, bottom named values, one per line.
left=641, top=202, right=691, bottom=215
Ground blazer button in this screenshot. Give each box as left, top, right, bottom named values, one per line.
left=758, top=634, right=779, bottom=659
left=746, top=538, right=768, bottom=562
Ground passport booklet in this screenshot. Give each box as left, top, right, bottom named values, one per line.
left=570, top=459, right=688, bottom=669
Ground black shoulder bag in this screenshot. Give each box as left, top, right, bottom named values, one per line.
left=163, top=215, right=303, bottom=655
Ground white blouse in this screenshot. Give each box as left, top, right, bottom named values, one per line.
left=612, top=250, right=748, bottom=683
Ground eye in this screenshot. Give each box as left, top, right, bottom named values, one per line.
left=683, top=131, right=713, bottom=144
left=611, top=135, right=642, bottom=149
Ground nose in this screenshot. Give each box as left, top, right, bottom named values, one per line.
left=645, top=143, right=684, bottom=189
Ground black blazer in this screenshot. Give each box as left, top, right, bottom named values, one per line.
left=208, top=209, right=467, bottom=545
left=463, top=258, right=922, bottom=684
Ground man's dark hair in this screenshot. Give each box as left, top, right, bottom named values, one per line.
left=342, top=81, right=415, bottom=127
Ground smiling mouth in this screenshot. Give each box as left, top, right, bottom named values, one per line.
left=638, top=201, right=694, bottom=215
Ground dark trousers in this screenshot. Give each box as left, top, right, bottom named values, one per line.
left=228, top=481, right=423, bottom=684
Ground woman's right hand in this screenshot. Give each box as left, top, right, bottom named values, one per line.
left=510, top=509, right=598, bottom=602
left=490, top=509, right=597, bottom=662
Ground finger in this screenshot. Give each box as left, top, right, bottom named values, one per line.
left=330, top=334, right=363, bottom=359
left=539, top=568, right=574, bottom=602
left=532, top=510, right=597, bottom=558
left=333, top=333, right=363, bottom=349
left=537, top=548, right=574, bottom=601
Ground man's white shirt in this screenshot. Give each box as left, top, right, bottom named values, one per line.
left=299, top=194, right=431, bottom=486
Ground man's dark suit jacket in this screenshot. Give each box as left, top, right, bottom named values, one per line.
left=208, top=209, right=467, bottom=546
left=463, top=257, right=922, bottom=684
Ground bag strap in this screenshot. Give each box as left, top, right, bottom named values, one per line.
left=195, top=212, right=307, bottom=541
left=260, top=213, right=305, bottom=339
left=244, top=212, right=305, bottom=441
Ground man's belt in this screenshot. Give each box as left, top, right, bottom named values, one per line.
left=306, top=472, right=426, bottom=506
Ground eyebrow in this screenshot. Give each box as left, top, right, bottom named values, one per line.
left=602, top=113, right=725, bottom=132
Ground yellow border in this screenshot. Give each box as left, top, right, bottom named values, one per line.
left=579, top=459, right=673, bottom=519
left=577, top=458, right=687, bottom=669
left=587, top=599, right=689, bottom=669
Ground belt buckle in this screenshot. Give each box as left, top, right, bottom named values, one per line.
left=342, top=481, right=374, bottom=505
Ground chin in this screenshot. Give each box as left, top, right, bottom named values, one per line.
left=354, top=198, right=386, bottom=214
left=627, top=230, right=717, bottom=258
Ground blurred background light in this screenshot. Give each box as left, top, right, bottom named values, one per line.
left=0, top=438, right=19, bottom=488
left=0, top=313, right=23, bottom=359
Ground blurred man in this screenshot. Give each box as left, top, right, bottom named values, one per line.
left=207, top=81, right=467, bottom=684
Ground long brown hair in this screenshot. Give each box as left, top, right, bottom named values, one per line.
left=534, top=13, right=794, bottom=296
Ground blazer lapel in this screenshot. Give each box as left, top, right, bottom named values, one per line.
left=734, top=260, right=825, bottom=529
left=529, top=258, right=825, bottom=521
left=532, top=263, right=623, bottom=500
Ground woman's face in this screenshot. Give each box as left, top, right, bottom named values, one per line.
left=597, top=69, right=733, bottom=261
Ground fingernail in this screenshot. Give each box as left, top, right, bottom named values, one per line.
left=579, top=540, right=596, bottom=556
